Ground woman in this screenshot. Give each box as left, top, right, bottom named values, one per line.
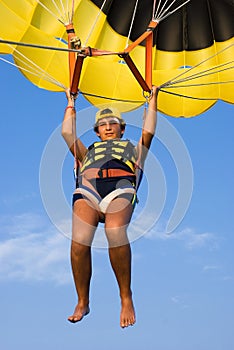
left=62, top=86, right=158, bottom=328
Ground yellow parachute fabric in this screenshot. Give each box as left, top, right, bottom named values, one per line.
left=0, top=0, right=233, bottom=117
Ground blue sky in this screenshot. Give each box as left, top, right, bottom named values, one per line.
left=0, top=60, right=234, bottom=350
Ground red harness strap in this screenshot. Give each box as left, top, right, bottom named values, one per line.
left=81, top=168, right=135, bottom=180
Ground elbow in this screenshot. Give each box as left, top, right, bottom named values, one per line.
left=142, top=129, right=154, bottom=140
left=141, top=130, right=154, bottom=149
left=61, top=126, right=72, bottom=140
left=61, top=128, right=67, bottom=139
left=61, top=128, right=74, bottom=150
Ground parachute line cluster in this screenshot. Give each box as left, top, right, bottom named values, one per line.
left=0, top=0, right=233, bottom=116
left=0, top=39, right=66, bottom=90
left=125, top=0, right=140, bottom=49
left=160, top=43, right=234, bottom=90
left=35, top=0, right=75, bottom=25
left=83, top=0, right=108, bottom=47
left=153, top=0, right=191, bottom=22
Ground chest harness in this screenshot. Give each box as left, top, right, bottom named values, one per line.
left=80, top=139, right=137, bottom=177
left=73, top=139, right=142, bottom=214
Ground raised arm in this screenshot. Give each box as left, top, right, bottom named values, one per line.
left=136, top=86, right=158, bottom=166
left=141, top=85, right=158, bottom=149
left=61, top=90, right=87, bottom=161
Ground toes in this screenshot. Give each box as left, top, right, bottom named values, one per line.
left=68, top=306, right=90, bottom=323
left=68, top=315, right=80, bottom=323
left=121, top=317, right=135, bottom=328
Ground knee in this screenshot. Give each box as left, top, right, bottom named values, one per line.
left=71, top=241, right=91, bottom=257
left=105, top=226, right=129, bottom=247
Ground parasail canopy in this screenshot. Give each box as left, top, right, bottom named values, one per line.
left=0, top=0, right=233, bottom=117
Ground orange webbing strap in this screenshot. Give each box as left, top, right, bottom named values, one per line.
left=66, top=23, right=80, bottom=183
left=124, top=20, right=157, bottom=52
left=66, top=23, right=83, bottom=97
left=145, top=31, right=153, bottom=89
left=68, top=21, right=157, bottom=97
left=120, top=20, right=158, bottom=94
left=70, top=47, right=117, bottom=95
left=119, top=53, right=151, bottom=93
left=70, top=55, right=85, bottom=96
left=67, top=20, right=157, bottom=97
left=66, top=23, right=77, bottom=85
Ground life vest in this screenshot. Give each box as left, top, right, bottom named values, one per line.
left=80, top=139, right=137, bottom=174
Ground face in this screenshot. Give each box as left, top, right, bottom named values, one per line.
left=96, top=117, right=124, bottom=140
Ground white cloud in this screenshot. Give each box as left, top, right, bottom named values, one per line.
left=222, top=275, right=234, bottom=281
left=170, top=295, right=189, bottom=309
left=0, top=212, right=46, bottom=236
left=202, top=265, right=221, bottom=272
left=171, top=295, right=180, bottom=304
left=0, top=212, right=72, bottom=284
left=0, top=209, right=220, bottom=284
left=202, top=266, right=234, bottom=282
left=144, top=221, right=218, bottom=250
left=2, top=192, right=38, bottom=207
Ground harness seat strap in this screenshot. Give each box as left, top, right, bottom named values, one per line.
left=73, top=187, right=136, bottom=214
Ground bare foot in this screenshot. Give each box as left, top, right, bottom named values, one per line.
left=120, top=297, right=136, bottom=328
left=68, top=303, right=90, bottom=323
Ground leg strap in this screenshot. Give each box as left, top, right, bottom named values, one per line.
left=73, top=187, right=136, bottom=214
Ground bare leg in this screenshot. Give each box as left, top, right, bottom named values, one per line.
left=68, top=242, right=91, bottom=322
left=68, top=198, right=99, bottom=323
left=105, top=197, right=136, bottom=328
left=108, top=244, right=136, bottom=328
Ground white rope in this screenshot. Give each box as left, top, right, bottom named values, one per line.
left=162, top=62, right=234, bottom=90
left=164, top=60, right=233, bottom=86
left=125, top=0, right=139, bottom=48
left=160, top=43, right=234, bottom=88
left=58, top=0, right=69, bottom=23
left=174, top=62, right=233, bottom=86
left=36, top=0, right=61, bottom=22
left=51, top=0, right=63, bottom=17
left=66, top=0, right=74, bottom=23
left=59, top=0, right=66, bottom=17
left=164, top=79, right=234, bottom=90
left=71, top=0, right=75, bottom=23
left=154, top=0, right=171, bottom=19
left=162, top=0, right=191, bottom=21
left=152, top=0, right=158, bottom=18
left=66, top=0, right=69, bottom=19
left=0, top=39, right=67, bottom=90
left=155, top=0, right=191, bottom=22
left=35, top=0, right=73, bottom=25
left=16, top=55, right=66, bottom=88
left=84, top=0, right=108, bottom=46
left=0, top=55, right=66, bottom=89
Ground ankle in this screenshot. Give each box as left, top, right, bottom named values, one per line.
left=77, top=298, right=89, bottom=306
left=120, top=291, right=133, bottom=303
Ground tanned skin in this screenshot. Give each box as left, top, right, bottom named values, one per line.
left=61, top=87, right=158, bottom=328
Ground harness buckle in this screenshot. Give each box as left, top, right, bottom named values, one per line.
left=98, top=168, right=108, bottom=178
left=98, top=169, right=103, bottom=178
